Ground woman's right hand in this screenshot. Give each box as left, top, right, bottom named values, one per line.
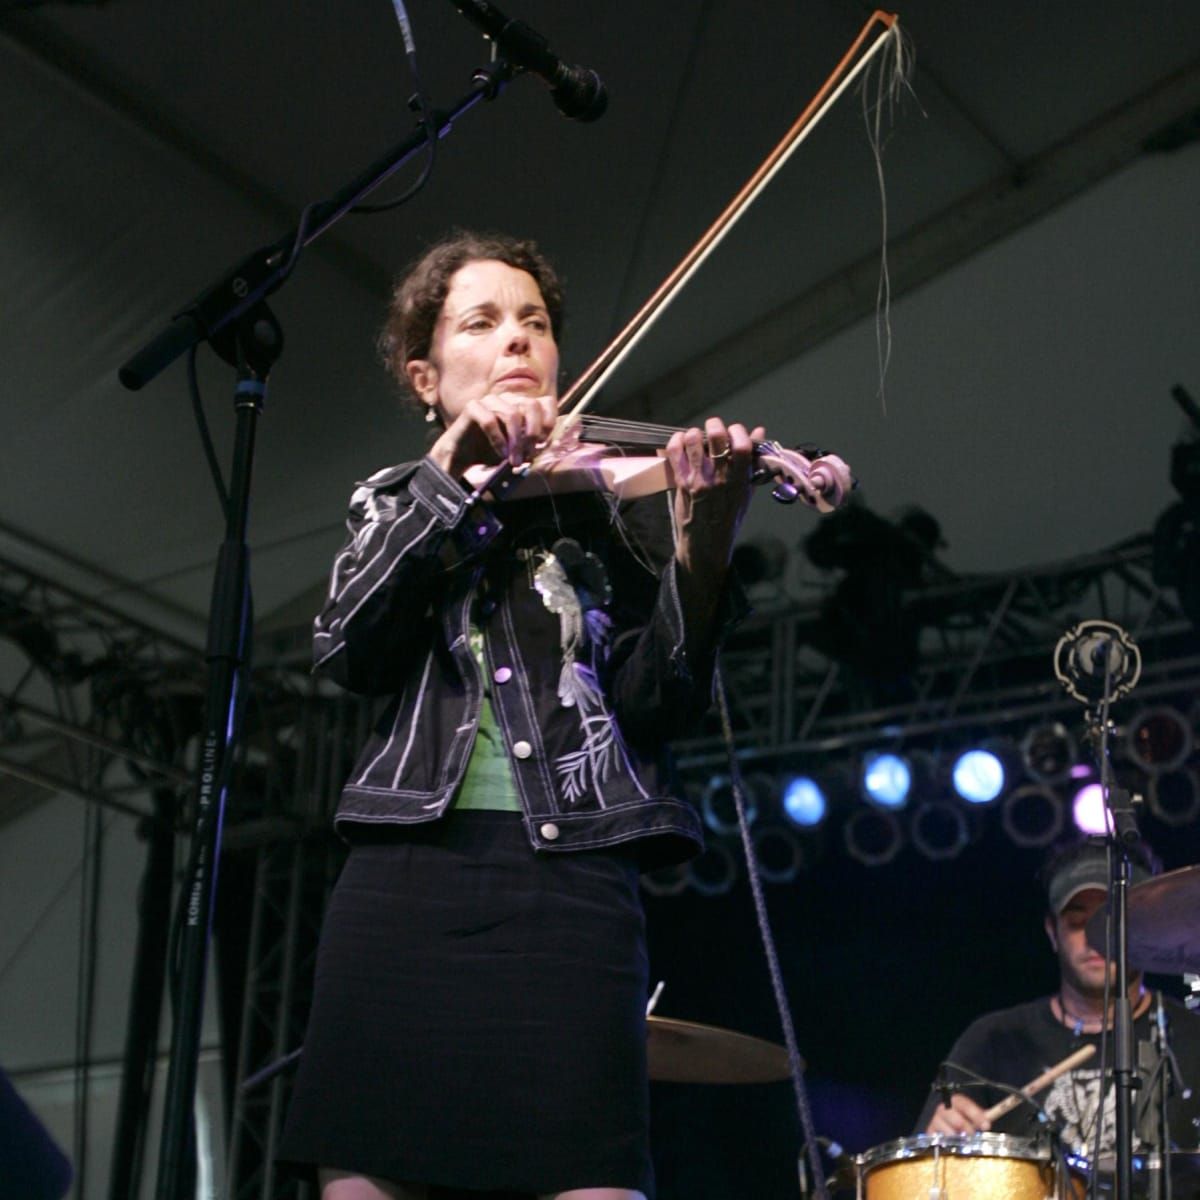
left=428, top=391, right=558, bottom=478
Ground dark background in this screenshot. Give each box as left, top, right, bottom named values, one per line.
left=642, top=807, right=1200, bottom=1198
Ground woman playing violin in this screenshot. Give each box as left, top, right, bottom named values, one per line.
left=278, top=230, right=764, bottom=1200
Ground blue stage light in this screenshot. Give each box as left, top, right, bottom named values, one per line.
left=952, top=749, right=1006, bottom=805
left=860, top=752, right=911, bottom=809
left=782, top=776, right=826, bottom=827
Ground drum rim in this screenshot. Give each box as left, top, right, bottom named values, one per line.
left=858, top=1132, right=1055, bottom=1170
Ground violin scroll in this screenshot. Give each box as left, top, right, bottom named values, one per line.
left=753, top=440, right=853, bottom=513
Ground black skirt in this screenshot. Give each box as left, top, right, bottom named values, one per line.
left=278, top=811, right=653, bottom=1198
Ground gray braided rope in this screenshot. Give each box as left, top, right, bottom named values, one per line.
left=713, top=664, right=830, bottom=1200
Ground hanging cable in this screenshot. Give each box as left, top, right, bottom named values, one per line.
left=714, top=664, right=829, bottom=1200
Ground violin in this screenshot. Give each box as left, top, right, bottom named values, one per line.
left=463, top=10, right=899, bottom=517
left=462, top=412, right=854, bottom=512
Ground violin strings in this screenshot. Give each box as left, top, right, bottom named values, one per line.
left=577, top=416, right=684, bottom=446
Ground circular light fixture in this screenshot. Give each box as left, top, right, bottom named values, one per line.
left=1125, top=706, right=1192, bottom=772
left=752, top=825, right=805, bottom=884
left=860, top=752, right=912, bottom=810
left=781, top=775, right=827, bottom=828
left=951, top=748, right=1007, bottom=805
left=910, top=802, right=970, bottom=860
left=687, top=841, right=738, bottom=896
left=1001, top=784, right=1064, bottom=848
left=641, top=862, right=689, bottom=897
left=1021, top=721, right=1077, bottom=784
left=1148, top=768, right=1200, bottom=827
left=1071, top=782, right=1112, bottom=836
left=701, top=775, right=758, bottom=837
left=843, top=807, right=904, bottom=866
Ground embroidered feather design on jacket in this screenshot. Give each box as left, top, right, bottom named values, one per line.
left=533, top=539, right=645, bottom=806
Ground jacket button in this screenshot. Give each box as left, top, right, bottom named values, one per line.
left=540, top=822, right=561, bottom=840
left=512, top=739, right=533, bottom=759
left=493, top=666, right=512, bottom=684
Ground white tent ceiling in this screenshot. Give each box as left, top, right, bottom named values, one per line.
left=0, top=5, right=1198, bottom=1187
left=1, top=0, right=1198, bottom=639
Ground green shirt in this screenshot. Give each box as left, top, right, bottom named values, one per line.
left=454, top=629, right=520, bottom=811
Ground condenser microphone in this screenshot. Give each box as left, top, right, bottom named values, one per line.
left=447, top=0, right=607, bottom=121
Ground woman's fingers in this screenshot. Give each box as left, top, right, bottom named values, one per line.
left=705, top=417, right=730, bottom=466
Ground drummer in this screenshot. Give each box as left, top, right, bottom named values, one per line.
left=917, top=836, right=1200, bottom=1158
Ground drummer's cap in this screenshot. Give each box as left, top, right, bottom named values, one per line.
left=1044, top=839, right=1157, bottom=914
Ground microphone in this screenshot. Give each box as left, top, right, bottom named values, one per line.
left=447, top=0, right=607, bottom=121
left=1053, top=619, right=1141, bottom=705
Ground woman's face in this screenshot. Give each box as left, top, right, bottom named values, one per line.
left=406, top=258, right=559, bottom=423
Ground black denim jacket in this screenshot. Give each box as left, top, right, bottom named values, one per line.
left=313, top=456, right=746, bottom=869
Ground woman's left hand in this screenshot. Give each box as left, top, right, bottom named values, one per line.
left=666, top=418, right=763, bottom=583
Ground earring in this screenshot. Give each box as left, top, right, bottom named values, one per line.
left=424, top=405, right=437, bottom=423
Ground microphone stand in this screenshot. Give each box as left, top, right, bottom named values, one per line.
left=121, top=58, right=524, bottom=1200
left=1055, top=620, right=1143, bottom=1200
left=1089, top=647, right=1139, bottom=1200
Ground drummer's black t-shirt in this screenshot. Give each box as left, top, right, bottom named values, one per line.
left=916, top=995, right=1200, bottom=1156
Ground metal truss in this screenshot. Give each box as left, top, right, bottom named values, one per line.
left=0, top=556, right=201, bottom=829
left=223, top=834, right=335, bottom=1200
left=672, top=538, right=1200, bottom=772
left=5, top=537, right=1198, bottom=1187
left=222, top=688, right=366, bottom=1200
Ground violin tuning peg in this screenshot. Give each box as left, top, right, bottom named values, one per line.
left=770, top=481, right=799, bottom=504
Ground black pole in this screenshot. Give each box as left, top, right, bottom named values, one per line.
left=107, top=793, right=177, bottom=1200
left=121, top=47, right=575, bottom=1200
left=153, top=307, right=280, bottom=1200
left=118, top=65, right=510, bottom=394
left=1094, top=649, right=1140, bottom=1200
left=1110, top=845, right=1135, bottom=1200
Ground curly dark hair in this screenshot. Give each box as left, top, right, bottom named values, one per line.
left=377, top=229, right=565, bottom=402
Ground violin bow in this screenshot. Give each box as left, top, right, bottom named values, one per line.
left=559, top=10, right=902, bottom=421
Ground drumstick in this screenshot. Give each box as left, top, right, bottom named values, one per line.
left=982, top=1045, right=1096, bottom=1122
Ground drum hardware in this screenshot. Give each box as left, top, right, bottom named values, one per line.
left=1185, top=974, right=1200, bottom=1014
left=853, top=1133, right=1084, bottom=1200
left=1066, top=1150, right=1200, bottom=1198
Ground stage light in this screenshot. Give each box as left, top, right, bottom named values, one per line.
left=951, top=749, right=1006, bottom=805
left=752, top=826, right=805, bottom=884
left=860, top=752, right=911, bottom=809
left=1001, top=784, right=1064, bottom=848
left=911, top=802, right=969, bottom=861
left=701, top=774, right=759, bottom=837
left=641, top=862, right=689, bottom=897
left=687, top=841, right=738, bottom=896
left=843, top=807, right=904, bottom=866
left=782, top=775, right=827, bottom=827
left=1125, top=706, right=1192, bottom=772
left=1072, top=783, right=1112, bottom=836
left=1021, top=721, right=1077, bottom=784
left=1148, top=768, right=1200, bottom=827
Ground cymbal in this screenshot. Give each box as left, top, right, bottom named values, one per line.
left=1085, top=865, right=1200, bottom=974
left=646, top=1015, right=794, bottom=1084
